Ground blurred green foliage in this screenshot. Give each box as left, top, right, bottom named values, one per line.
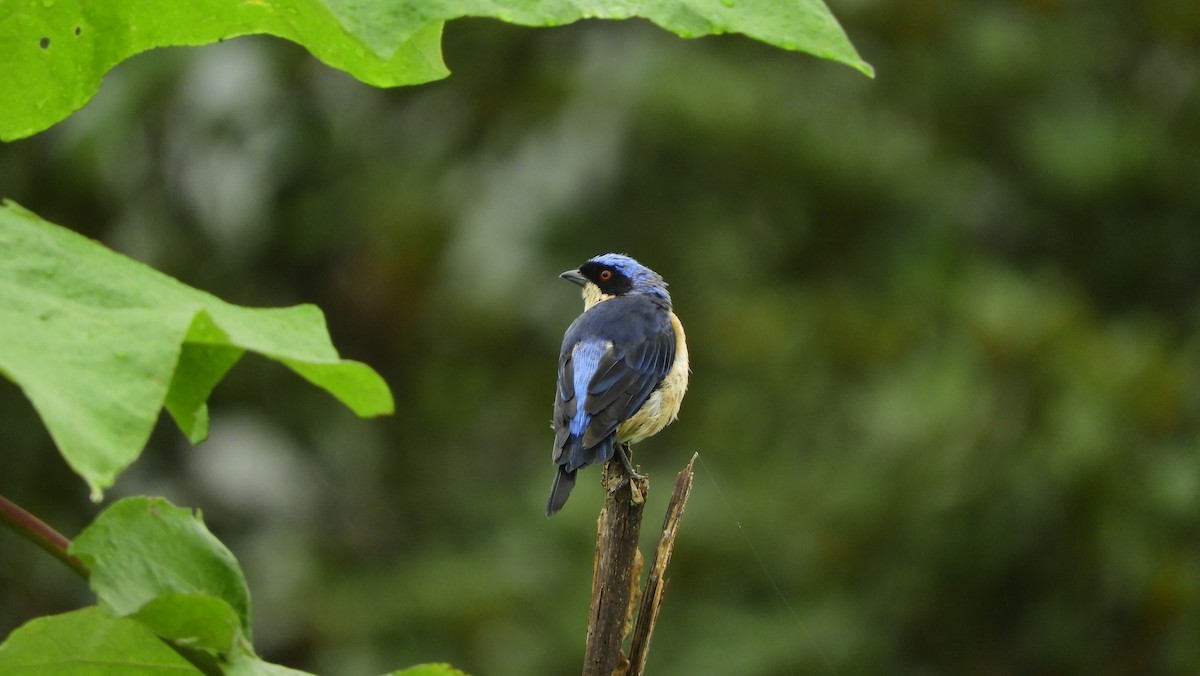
left=2, top=2, right=1199, bottom=675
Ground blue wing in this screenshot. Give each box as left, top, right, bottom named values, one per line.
left=552, top=295, right=675, bottom=473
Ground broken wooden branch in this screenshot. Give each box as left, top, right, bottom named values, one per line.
left=582, top=448, right=698, bottom=675
left=627, top=452, right=697, bottom=675
left=583, top=445, right=648, bottom=676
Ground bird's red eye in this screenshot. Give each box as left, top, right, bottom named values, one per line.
left=599, top=269, right=613, bottom=281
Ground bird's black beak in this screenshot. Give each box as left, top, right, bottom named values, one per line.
left=560, top=269, right=588, bottom=287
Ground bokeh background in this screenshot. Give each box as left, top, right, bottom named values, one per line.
left=3, top=2, right=1200, bottom=674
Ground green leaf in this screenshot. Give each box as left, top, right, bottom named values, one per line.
left=386, top=665, right=472, bottom=676
left=0, top=1, right=447, bottom=141
left=321, top=0, right=871, bottom=74
left=0, top=0, right=870, bottom=141
left=225, top=654, right=320, bottom=676
left=130, top=594, right=244, bottom=655
left=0, top=201, right=394, bottom=498
left=0, top=606, right=203, bottom=675
left=69, top=497, right=253, bottom=640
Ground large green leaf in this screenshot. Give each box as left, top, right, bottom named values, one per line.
left=225, top=654, right=321, bottom=676
left=62, top=497, right=455, bottom=674
left=387, top=665, right=471, bottom=676
left=320, top=0, right=871, bottom=73
left=27, top=498, right=475, bottom=674
left=0, top=606, right=203, bottom=675
left=130, top=594, right=245, bottom=656
left=0, top=0, right=871, bottom=141
left=70, top=498, right=254, bottom=639
left=0, top=201, right=394, bottom=498
left=0, top=1, right=447, bottom=141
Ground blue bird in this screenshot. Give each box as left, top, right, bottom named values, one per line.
left=547, top=253, right=690, bottom=516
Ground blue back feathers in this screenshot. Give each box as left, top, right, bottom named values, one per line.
left=569, top=338, right=609, bottom=438
left=547, top=254, right=678, bottom=516
left=553, top=291, right=675, bottom=469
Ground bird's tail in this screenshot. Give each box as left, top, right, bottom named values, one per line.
left=546, top=466, right=577, bottom=517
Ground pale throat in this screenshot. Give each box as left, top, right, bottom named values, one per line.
left=581, top=283, right=615, bottom=311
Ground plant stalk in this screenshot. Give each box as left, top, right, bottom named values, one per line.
left=0, top=493, right=89, bottom=579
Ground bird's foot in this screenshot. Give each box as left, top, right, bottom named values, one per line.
left=615, top=443, right=645, bottom=482
left=606, top=444, right=646, bottom=505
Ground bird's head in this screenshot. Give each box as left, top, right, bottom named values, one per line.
left=560, top=253, right=670, bottom=310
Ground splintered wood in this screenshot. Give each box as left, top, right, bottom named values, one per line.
left=582, top=450, right=697, bottom=676
left=628, top=453, right=696, bottom=675
left=583, top=454, right=647, bottom=676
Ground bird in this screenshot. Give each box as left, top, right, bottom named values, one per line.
left=546, top=253, right=690, bottom=516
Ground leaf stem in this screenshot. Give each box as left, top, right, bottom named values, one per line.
left=0, top=493, right=89, bottom=580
